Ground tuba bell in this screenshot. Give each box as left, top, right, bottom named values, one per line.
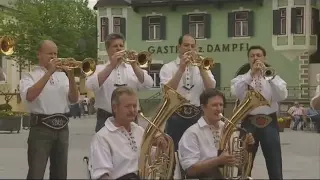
left=119, top=50, right=152, bottom=68
left=0, top=36, right=15, bottom=56
left=218, top=88, right=270, bottom=179
left=138, top=84, right=189, bottom=179
left=184, top=51, right=215, bottom=70
left=55, top=57, right=96, bottom=77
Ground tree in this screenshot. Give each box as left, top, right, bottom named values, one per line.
left=0, top=0, right=97, bottom=78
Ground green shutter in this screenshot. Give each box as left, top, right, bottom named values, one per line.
left=182, top=15, right=189, bottom=35
left=160, top=16, right=166, bottom=40
left=247, top=11, right=254, bottom=36
left=228, top=12, right=235, bottom=37
left=204, top=14, right=211, bottom=38
left=142, top=17, right=149, bottom=40
left=273, top=10, right=281, bottom=35
left=211, top=63, right=221, bottom=88
left=291, top=8, right=297, bottom=34
left=100, top=17, right=108, bottom=41
left=312, top=8, right=319, bottom=35
left=120, top=18, right=126, bottom=38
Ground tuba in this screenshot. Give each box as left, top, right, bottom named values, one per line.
left=0, top=36, right=15, bottom=56
left=138, top=84, right=189, bottom=179
left=218, top=88, right=270, bottom=179
left=119, top=50, right=152, bottom=68
left=54, top=58, right=96, bottom=77
left=184, top=51, right=215, bottom=70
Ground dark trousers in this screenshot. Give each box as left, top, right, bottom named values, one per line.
left=165, top=113, right=201, bottom=151
left=95, top=108, right=113, bottom=133
left=240, top=112, right=283, bottom=180
left=311, top=114, right=320, bottom=133
left=27, top=124, right=69, bottom=179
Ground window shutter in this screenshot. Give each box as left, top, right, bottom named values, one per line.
left=182, top=15, right=189, bottom=35
left=203, top=14, right=211, bottom=38
left=211, top=63, right=221, bottom=88
left=228, top=12, right=235, bottom=37
left=142, top=17, right=149, bottom=40
left=160, top=16, right=166, bottom=40
left=248, top=11, right=254, bottom=36
left=100, top=17, right=109, bottom=41
left=312, top=8, right=319, bottom=35
left=291, top=8, right=297, bottom=34
left=273, top=10, right=281, bottom=35
left=120, top=18, right=126, bottom=38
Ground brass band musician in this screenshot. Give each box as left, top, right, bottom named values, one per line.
left=159, top=34, right=216, bottom=151
left=231, top=45, right=288, bottom=179
left=19, top=40, right=79, bottom=179
left=85, top=33, right=153, bottom=133
left=89, top=87, right=165, bottom=180
left=178, top=88, right=255, bottom=179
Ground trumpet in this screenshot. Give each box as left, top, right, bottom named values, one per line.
left=119, top=50, right=152, bottom=68
left=0, top=36, right=15, bottom=56
left=184, top=51, right=215, bottom=70
left=256, top=62, right=276, bottom=80
left=53, top=57, right=96, bottom=77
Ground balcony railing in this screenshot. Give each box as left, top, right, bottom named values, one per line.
left=142, top=86, right=318, bottom=102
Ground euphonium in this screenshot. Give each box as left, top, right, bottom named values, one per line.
left=184, top=51, right=215, bottom=70
left=0, top=36, right=15, bottom=56
left=138, top=84, right=189, bottom=179
left=54, top=57, right=96, bottom=77
left=119, top=50, right=152, bottom=68
left=218, top=88, right=270, bottom=179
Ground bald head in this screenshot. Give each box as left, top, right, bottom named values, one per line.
left=37, top=40, right=58, bottom=67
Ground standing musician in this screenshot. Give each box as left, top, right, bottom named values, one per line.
left=311, top=74, right=320, bottom=110
left=85, top=33, right=153, bottom=133
left=159, top=34, right=216, bottom=151
left=231, top=45, right=288, bottom=179
left=19, top=40, right=79, bottom=179
left=178, top=88, right=255, bottom=179
left=89, top=87, right=166, bottom=180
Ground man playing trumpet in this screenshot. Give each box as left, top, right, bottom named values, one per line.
left=231, top=45, right=288, bottom=179
left=19, top=40, right=79, bottom=179
left=178, top=88, right=255, bottom=179
left=86, top=33, right=153, bottom=133
left=160, top=34, right=216, bottom=151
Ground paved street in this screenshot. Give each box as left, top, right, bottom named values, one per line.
left=0, top=115, right=319, bottom=179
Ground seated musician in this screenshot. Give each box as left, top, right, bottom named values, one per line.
left=89, top=87, right=165, bottom=180
left=178, top=88, right=254, bottom=179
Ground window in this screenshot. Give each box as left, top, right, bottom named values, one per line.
left=234, top=12, right=248, bottom=37
left=147, top=64, right=163, bottom=88
left=142, top=16, right=166, bottom=41
left=182, top=14, right=211, bottom=39
left=112, top=17, right=126, bottom=37
left=100, top=17, right=108, bottom=42
left=148, top=17, right=161, bottom=40
left=295, top=8, right=304, bottom=34
left=228, top=11, right=254, bottom=37
left=280, top=9, right=286, bottom=35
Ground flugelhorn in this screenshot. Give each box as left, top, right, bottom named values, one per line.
left=0, top=36, right=15, bottom=56
left=184, top=51, right=215, bottom=70
left=119, top=50, right=152, bottom=68
left=53, top=57, right=96, bottom=77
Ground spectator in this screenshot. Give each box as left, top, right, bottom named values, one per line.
left=305, top=107, right=320, bottom=133
left=287, top=102, right=305, bottom=130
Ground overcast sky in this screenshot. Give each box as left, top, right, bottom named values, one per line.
left=88, top=0, right=97, bottom=9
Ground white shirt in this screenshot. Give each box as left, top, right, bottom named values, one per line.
left=311, top=85, right=320, bottom=109
left=160, top=57, right=216, bottom=106
left=85, top=63, right=153, bottom=113
left=178, top=117, right=225, bottom=171
left=231, top=70, right=288, bottom=115
left=90, top=117, right=145, bottom=179
left=19, top=66, right=70, bottom=114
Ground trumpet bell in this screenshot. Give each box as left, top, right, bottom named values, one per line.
left=200, top=56, right=215, bottom=70
left=137, top=51, right=151, bottom=66
left=81, top=58, right=96, bottom=76
left=263, top=67, right=276, bottom=80
left=0, top=36, right=14, bottom=56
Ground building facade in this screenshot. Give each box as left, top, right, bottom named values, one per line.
left=94, top=0, right=320, bottom=102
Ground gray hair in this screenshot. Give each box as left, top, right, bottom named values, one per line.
left=111, top=87, right=136, bottom=106
left=104, top=33, right=125, bottom=49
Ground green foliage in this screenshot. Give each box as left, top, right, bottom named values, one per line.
left=0, top=0, right=97, bottom=68
left=0, top=104, right=12, bottom=111
left=0, top=110, right=27, bottom=117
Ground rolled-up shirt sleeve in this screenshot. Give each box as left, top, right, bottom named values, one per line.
left=231, top=73, right=253, bottom=100
left=137, top=69, right=153, bottom=90
left=269, top=75, right=288, bottom=102
left=19, top=73, right=35, bottom=103
left=178, top=131, right=200, bottom=171
left=90, top=134, right=113, bottom=180
left=159, top=64, right=172, bottom=88
left=85, top=65, right=105, bottom=93
left=204, top=71, right=216, bottom=89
